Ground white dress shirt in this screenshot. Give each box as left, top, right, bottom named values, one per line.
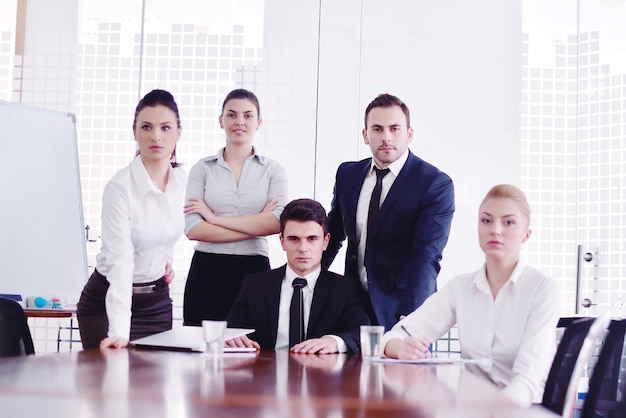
left=355, top=150, right=409, bottom=289
left=95, top=157, right=186, bottom=340
left=381, top=261, right=560, bottom=407
left=275, top=265, right=347, bottom=352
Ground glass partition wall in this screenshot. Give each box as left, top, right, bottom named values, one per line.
left=1, top=0, right=624, bottom=352
left=523, top=0, right=626, bottom=318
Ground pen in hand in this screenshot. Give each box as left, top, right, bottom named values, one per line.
left=400, top=324, right=413, bottom=337
left=401, top=324, right=431, bottom=358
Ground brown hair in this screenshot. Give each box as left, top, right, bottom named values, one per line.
left=280, top=198, right=328, bottom=235
left=364, top=93, right=410, bottom=129
left=221, top=88, right=260, bottom=117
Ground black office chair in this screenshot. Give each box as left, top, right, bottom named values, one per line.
left=580, top=319, right=626, bottom=418
left=558, top=316, right=589, bottom=328
left=0, top=297, right=35, bottom=356
left=542, top=315, right=612, bottom=418
left=555, top=316, right=590, bottom=347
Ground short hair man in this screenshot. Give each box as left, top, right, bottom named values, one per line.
left=322, top=93, right=455, bottom=330
left=226, top=198, right=370, bottom=353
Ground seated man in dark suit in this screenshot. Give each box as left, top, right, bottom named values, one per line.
left=226, top=198, right=370, bottom=354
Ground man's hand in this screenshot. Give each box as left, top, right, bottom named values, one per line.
left=383, top=337, right=431, bottom=360
left=225, top=334, right=260, bottom=350
left=290, top=336, right=338, bottom=354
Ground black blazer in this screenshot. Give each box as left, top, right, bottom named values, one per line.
left=226, top=265, right=370, bottom=353
left=322, top=151, right=455, bottom=330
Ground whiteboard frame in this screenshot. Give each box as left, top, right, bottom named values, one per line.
left=0, top=101, right=88, bottom=303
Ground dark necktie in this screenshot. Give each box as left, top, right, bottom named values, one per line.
left=289, top=277, right=308, bottom=347
left=367, top=167, right=390, bottom=239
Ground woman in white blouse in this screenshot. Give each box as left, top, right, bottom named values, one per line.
left=182, top=89, right=288, bottom=325
left=382, top=184, right=559, bottom=407
left=77, top=89, right=186, bottom=349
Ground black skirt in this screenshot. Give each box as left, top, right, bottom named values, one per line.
left=76, top=269, right=172, bottom=349
left=183, top=252, right=270, bottom=325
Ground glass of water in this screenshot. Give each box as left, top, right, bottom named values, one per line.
left=360, top=325, right=385, bottom=359
left=201, top=320, right=227, bottom=357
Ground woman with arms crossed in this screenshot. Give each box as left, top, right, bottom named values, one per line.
left=77, top=89, right=186, bottom=349
left=183, top=89, right=288, bottom=324
left=382, top=184, right=559, bottom=407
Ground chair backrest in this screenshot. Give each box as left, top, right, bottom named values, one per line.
left=580, top=318, right=626, bottom=418
left=0, top=297, right=35, bottom=356
left=556, top=316, right=590, bottom=346
left=557, top=316, right=587, bottom=328
left=542, top=315, right=612, bottom=418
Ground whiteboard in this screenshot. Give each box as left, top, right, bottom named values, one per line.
left=0, top=101, right=88, bottom=302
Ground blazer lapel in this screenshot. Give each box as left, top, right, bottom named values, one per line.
left=307, top=271, right=331, bottom=337
left=370, top=153, right=420, bottom=237
left=344, top=160, right=371, bottom=228
left=266, top=266, right=287, bottom=343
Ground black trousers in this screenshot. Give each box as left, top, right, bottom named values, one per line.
left=183, top=252, right=270, bottom=325
left=76, top=269, right=172, bottom=349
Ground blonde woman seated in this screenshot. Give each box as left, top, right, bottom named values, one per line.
left=382, top=184, right=559, bottom=407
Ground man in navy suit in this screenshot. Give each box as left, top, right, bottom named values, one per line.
left=322, top=93, right=455, bottom=331
left=226, top=198, right=369, bottom=354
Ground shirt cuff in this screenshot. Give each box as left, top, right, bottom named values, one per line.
left=381, top=328, right=406, bottom=353
left=502, top=377, right=535, bottom=407
left=107, top=313, right=131, bottom=341
left=326, top=335, right=347, bottom=353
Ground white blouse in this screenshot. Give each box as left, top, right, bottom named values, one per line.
left=382, top=262, right=560, bottom=407
left=184, top=147, right=288, bottom=256
left=95, top=157, right=186, bottom=340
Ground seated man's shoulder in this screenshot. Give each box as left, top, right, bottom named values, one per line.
left=323, top=271, right=361, bottom=288
left=241, top=268, right=281, bottom=286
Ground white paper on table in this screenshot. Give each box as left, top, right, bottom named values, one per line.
left=130, top=326, right=255, bottom=352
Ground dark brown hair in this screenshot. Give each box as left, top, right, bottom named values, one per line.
left=221, top=88, right=260, bottom=117
left=364, top=93, right=411, bottom=129
left=133, top=89, right=181, bottom=168
left=280, top=198, right=328, bottom=235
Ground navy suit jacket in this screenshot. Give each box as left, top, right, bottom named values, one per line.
left=322, top=151, right=455, bottom=331
left=226, top=265, right=370, bottom=353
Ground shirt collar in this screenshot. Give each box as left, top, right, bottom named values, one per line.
left=131, top=157, right=155, bottom=196
left=131, top=156, right=181, bottom=197
left=166, top=163, right=184, bottom=189
left=285, top=264, right=321, bottom=293
left=208, top=147, right=266, bottom=166
left=369, top=149, right=409, bottom=177
left=507, top=259, right=526, bottom=284
left=474, top=259, right=527, bottom=293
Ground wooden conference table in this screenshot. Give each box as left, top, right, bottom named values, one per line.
left=0, top=349, right=559, bottom=418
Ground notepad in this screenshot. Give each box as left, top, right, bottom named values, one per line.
left=130, top=326, right=255, bottom=352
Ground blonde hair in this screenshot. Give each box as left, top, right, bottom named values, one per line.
left=480, top=184, right=531, bottom=224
